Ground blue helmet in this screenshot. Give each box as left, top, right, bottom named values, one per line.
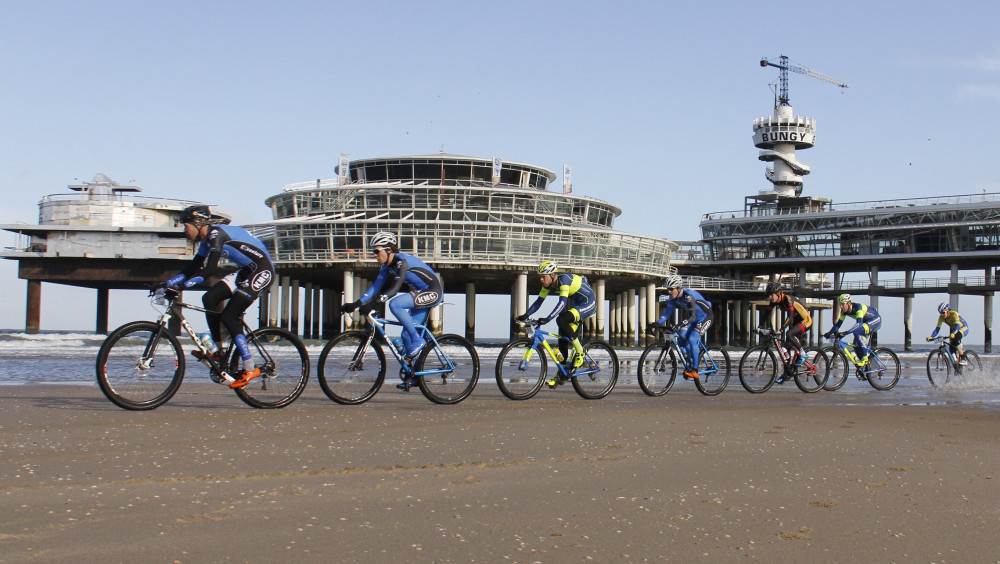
left=938, top=302, right=950, bottom=314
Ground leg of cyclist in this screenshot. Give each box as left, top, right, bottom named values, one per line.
left=951, top=330, right=967, bottom=364
left=228, top=271, right=273, bottom=389
left=556, top=310, right=580, bottom=367
left=389, top=290, right=441, bottom=358
left=198, top=277, right=234, bottom=363
left=680, top=324, right=700, bottom=379
left=787, top=322, right=808, bottom=366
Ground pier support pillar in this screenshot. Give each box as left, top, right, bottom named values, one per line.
left=303, top=283, right=313, bottom=339
left=465, top=282, right=476, bottom=343
left=290, top=279, right=300, bottom=336
left=903, top=295, right=914, bottom=352
left=25, top=279, right=41, bottom=334
left=342, top=271, right=356, bottom=332
left=985, top=293, right=994, bottom=354
left=268, top=281, right=280, bottom=329
left=96, top=287, right=109, bottom=334
left=595, top=279, right=606, bottom=341
left=627, top=288, right=637, bottom=347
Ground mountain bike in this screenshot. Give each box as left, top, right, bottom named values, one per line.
left=96, top=287, right=310, bottom=410
left=738, top=328, right=829, bottom=393
left=494, top=319, right=619, bottom=400
left=316, top=307, right=479, bottom=405
left=926, top=336, right=982, bottom=388
left=823, top=331, right=900, bottom=391
left=637, top=324, right=731, bottom=396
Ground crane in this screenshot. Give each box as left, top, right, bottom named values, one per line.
left=760, top=55, right=848, bottom=107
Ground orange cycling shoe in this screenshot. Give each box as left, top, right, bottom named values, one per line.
left=683, top=369, right=699, bottom=380
left=229, top=367, right=261, bottom=389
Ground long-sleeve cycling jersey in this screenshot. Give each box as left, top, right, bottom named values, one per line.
left=830, top=302, right=880, bottom=332
left=170, top=225, right=273, bottom=290
left=359, top=252, right=441, bottom=308
left=657, top=288, right=712, bottom=326
left=767, top=293, right=812, bottom=329
left=930, top=311, right=970, bottom=338
left=523, top=272, right=596, bottom=323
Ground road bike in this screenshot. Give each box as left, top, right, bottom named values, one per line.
left=926, top=335, right=982, bottom=388
left=637, top=324, right=731, bottom=396
left=822, top=331, right=900, bottom=391
left=316, top=307, right=479, bottom=405
left=96, top=287, right=310, bottom=410
left=738, top=328, right=829, bottom=393
left=494, top=319, right=619, bottom=400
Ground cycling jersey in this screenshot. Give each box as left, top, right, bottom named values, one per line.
left=360, top=252, right=442, bottom=308
left=931, top=311, right=970, bottom=338
left=767, top=293, right=812, bottom=329
left=172, top=225, right=274, bottom=296
left=830, top=302, right=880, bottom=331
left=657, top=288, right=712, bottom=327
left=523, top=272, right=596, bottom=323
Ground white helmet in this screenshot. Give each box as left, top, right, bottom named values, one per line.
left=838, top=293, right=853, bottom=304
left=537, top=260, right=558, bottom=275
left=369, top=231, right=398, bottom=251
left=664, top=274, right=683, bottom=289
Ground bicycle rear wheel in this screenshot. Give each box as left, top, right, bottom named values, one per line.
left=317, top=331, right=386, bottom=404
left=571, top=340, right=619, bottom=399
left=636, top=343, right=677, bottom=396
left=960, top=350, right=982, bottom=377
left=866, top=348, right=901, bottom=391
left=793, top=346, right=830, bottom=393
left=494, top=338, right=547, bottom=400
left=823, top=347, right=849, bottom=391
left=926, top=350, right=951, bottom=388
left=233, top=328, right=310, bottom=409
left=694, top=346, right=730, bottom=396
left=96, top=321, right=184, bottom=410
left=738, top=345, right=777, bottom=393
left=415, top=334, right=479, bottom=404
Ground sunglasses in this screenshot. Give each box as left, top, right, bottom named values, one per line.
left=372, top=247, right=388, bottom=256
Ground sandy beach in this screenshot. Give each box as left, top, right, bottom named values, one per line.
left=2, top=381, right=998, bottom=563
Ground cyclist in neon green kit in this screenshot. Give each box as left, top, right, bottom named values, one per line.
left=823, top=293, right=881, bottom=367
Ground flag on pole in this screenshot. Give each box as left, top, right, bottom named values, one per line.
left=338, top=153, right=350, bottom=185
left=563, top=164, right=572, bottom=194
left=492, top=157, right=502, bottom=187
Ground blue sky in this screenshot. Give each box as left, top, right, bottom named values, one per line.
left=2, top=1, right=999, bottom=342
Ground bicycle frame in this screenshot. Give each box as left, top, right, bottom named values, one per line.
left=356, top=309, right=455, bottom=380
left=150, top=288, right=238, bottom=385
left=835, top=332, right=887, bottom=376
left=662, top=328, right=721, bottom=377
left=929, top=337, right=961, bottom=369
left=757, top=328, right=808, bottom=375
left=518, top=321, right=598, bottom=379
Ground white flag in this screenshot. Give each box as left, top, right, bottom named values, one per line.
left=492, top=157, right=502, bottom=187
left=563, top=164, right=572, bottom=194
left=338, top=153, right=350, bottom=184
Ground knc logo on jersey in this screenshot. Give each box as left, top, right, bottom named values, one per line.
left=251, top=270, right=273, bottom=292
left=414, top=291, right=439, bottom=307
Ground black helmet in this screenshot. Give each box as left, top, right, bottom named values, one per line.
left=765, top=281, right=782, bottom=294
left=179, top=205, right=228, bottom=227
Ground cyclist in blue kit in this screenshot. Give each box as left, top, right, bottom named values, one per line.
left=517, top=261, right=596, bottom=386
left=824, top=293, right=882, bottom=367
left=650, top=274, right=713, bottom=380
left=161, top=205, right=275, bottom=389
left=342, top=232, right=443, bottom=361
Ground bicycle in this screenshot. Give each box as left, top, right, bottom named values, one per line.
left=926, top=336, right=982, bottom=388
left=96, top=287, right=310, bottom=410
left=316, top=307, right=479, bottom=405
left=637, top=324, right=731, bottom=396
left=823, top=331, right=900, bottom=391
left=494, top=319, right=619, bottom=400
left=738, top=328, right=830, bottom=393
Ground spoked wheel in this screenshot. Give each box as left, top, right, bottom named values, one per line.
left=739, top=345, right=777, bottom=393
left=926, top=350, right=951, bottom=388
left=823, top=347, right=849, bottom=391
left=866, top=348, right=901, bottom=391
left=636, top=344, right=677, bottom=396
left=317, top=331, right=386, bottom=404
left=959, top=350, right=982, bottom=377
left=694, top=346, right=730, bottom=396
left=494, top=338, right=547, bottom=400
left=96, top=321, right=184, bottom=411
left=414, top=334, right=480, bottom=405
left=792, top=346, right=830, bottom=393
left=571, top=341, right=619, bottom=399
left=232, top=328, right=310, bottom=409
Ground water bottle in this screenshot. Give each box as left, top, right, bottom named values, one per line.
left=198, top=332, right=219, bottom=354
left=391, top=337, right=405, bottom=355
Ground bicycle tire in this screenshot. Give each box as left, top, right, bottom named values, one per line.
left=694, top=346, right=730, bottom=396
left=317, top=331, right=386, bottom=404
left=232, top=327, right=310, bottom=409
left=738, top=345, right=777, bottom=393
left=571, top=340, right=619, bottom=399
left=960, top=350, right=982, bottom=377
left=866, top=348, right=900, bottom=391
left=415, top=334, right=479, bottom=404
left=494, top=338, right=547, bottom=400
left=636, top=343, right=677, bottom=396
left=793, top=346, right=830, bottom=393
left=822, top=347, right=849, bottom=391
left=926, top=349, right=951, bottom=388
left=96, top=321, right=184, bottom=410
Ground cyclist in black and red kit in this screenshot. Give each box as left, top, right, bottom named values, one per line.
left=160, top=205, right=275, bottom=389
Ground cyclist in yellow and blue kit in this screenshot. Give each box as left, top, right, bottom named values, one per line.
left=517, top=261, right=596, bottom=387
left=823, top=293, right=881, bottom=367
left=927, top=302, right=970, bottom=365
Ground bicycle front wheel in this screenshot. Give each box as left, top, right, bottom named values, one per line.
left=317, top=331, right=386, bottom=404
left=571, top=341, right=619, bottom=400
left=823, top=347, right=849, bottom=391
left=739, top=345, right=777, bottom=393
left=926, top=349, right=951, bottom=388
left=793, top=346, right=830, bottom=393
left=866, top=348, right=901, bottom=391
left=494, top=338, right=547, bottom=400
left=415, top=334, right=479, bottom=404
left=694, top=346, right=730, bottom=396
left=233, top=328, right=310, bottom=409
left=96, top=321, right=184, bottom=410
left=636, top=343, right=677, bottom=396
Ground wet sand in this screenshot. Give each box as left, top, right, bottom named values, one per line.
left=2, top=382, right=998, bottom=563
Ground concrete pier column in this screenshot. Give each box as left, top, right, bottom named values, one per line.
left=290, top=279, right=300, bottom=336
left=303, top=283, right=313, bottom=339
left=869, top=266, right=879, bottom=348
left=638, top=287, right=647, bottom=346
left=903, top=296, right=913, bottom=351
left=949, top=264, right=960, bottom=311
left=323, top=288, right=336, bottom=339
left=312, top=285, right=322, bottom=339
left=465, top=282, right=476, bottom=343
left=428, top=274, right=443, bottom=334
left=353, top=277, right=367, bottom=332
left=258, top=288, right=269, bottom=328
left=511, top=273, right=528, bottom=339
left=268, top=282, right=280, bottom=329
left=25, top=280, right=41, bottom=334
left=278, top=276, right=291, bottom=330
left=985, top=293, right=994, bottom=354
left=750, top=304, right=758, bottom=346
left=595, top=279, right=606, bottom=341
left=627, top=289, right=637, bottom=347
left=342, top=271, right=356, bottom=332
left=96, top=287, right=109, bottom=334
